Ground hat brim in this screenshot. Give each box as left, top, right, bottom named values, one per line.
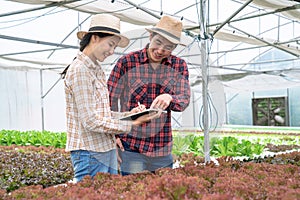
left=77, top=30, right=129, bottom=48
left=145, top=28, right=186, bottom=46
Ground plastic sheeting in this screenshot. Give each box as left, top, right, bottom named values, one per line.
left=1, top=0, right=300, bottom=131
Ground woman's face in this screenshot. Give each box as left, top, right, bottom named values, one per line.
left=92, top=35, right=121, bottom=62
left=147, top=33, right=176, bottom=63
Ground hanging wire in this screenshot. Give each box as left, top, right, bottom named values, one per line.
left=194, top=0, right=220, bottom=131
left=160, top=0, right=163, bottom=15
left=0, top=6, right=59, bottom=30
left=196, top=39, right=220, bottom=131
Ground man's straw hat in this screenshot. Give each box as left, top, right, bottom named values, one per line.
left=146, top=15, right=184, bottom=45
left=77, top=14, right=129, bottom=48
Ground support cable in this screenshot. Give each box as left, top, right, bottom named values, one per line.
left=213, top=0, right=253, bottom=36
left=229, top=24, right=300, bottom=58
left=0, top=0, right=81, bottom=18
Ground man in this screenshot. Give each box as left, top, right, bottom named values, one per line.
left=107, top=15, right=191, bottom=175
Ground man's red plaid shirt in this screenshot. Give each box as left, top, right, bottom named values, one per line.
left=107, top=45, right=191, bottom=157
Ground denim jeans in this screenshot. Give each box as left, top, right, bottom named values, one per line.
left=70, top=149, right=118, bottom=182
left=118, top=140, right=173, bottom=176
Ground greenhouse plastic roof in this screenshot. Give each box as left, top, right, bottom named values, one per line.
left=1, top=0, right=300, bottom=93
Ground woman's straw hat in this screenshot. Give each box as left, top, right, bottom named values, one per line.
left=146, top=15, right=184, bottom=45
left=77, top=14, right=129, bottom=48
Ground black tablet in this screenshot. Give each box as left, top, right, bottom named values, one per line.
left=119, top=109, right=163, bottom=120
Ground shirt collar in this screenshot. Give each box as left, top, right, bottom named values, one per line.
left=77, top=51, right=106, bottom=80
left=77, top=51, right=98, bottom=70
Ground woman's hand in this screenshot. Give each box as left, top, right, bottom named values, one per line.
left=116, top=138, right=124, bottom=163
left=130, top=103, right=146, bottom=114
left=132, top=111, right=160, bottom=126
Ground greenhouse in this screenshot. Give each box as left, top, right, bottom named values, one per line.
left=0, top=0, right=300, bottom=199
left=1, top=0, right=299, bottom=132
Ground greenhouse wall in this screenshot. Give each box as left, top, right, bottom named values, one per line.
left=1, top=67, right=300, bottom=132
left=226, top=87, right=300, bottom=127
left=288, top=87, right=300, bottom=126
left=0, top=68, right=66, bottom=132
left=226, top=92, right=253, bottom=125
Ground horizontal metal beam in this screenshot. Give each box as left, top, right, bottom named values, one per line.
left=229, top=24, right=299, bottom=57
left=209, top=4, right=300, bottom=28
left=0, top=47, right=67, bottom=57
left=0, top=0, right=81, bottom=18
left=0, top=34, right=78, bottom=49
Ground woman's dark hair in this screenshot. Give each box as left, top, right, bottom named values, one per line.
left=79, top=32, right=114, bottom=51
left=61, top=32, right=114, bottom=79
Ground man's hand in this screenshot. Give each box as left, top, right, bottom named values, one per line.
left=150, top=94, right=172, bottom=110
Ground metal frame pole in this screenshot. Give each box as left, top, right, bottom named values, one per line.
left=199, top=0, right=210, bottom=163
left=40, top=69, right=45, bottom=131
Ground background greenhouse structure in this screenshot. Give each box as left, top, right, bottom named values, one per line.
left=1, top=0, right=300, bottom=133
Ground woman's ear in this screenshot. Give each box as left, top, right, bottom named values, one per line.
left=91, top=34, right=98, bottom=43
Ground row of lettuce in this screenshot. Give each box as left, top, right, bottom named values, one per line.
left=0, top=129, right=298, bottom=158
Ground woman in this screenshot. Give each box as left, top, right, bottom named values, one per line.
left=62, top=14, right=157, bottom=182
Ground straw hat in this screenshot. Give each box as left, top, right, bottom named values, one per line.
left=77, top=14, right=129, bottom=48
left=146, top=15, right=184, bottom=45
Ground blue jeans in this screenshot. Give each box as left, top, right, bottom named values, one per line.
left=70, top=149, right=118, bottom=182
left=118, top=140, right=173, bottom=176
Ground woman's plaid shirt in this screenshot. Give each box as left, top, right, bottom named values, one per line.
left=64, top=51, right=132, bottom=152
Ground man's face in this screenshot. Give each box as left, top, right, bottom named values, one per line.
left=147, top=33, right=177, bottom=63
